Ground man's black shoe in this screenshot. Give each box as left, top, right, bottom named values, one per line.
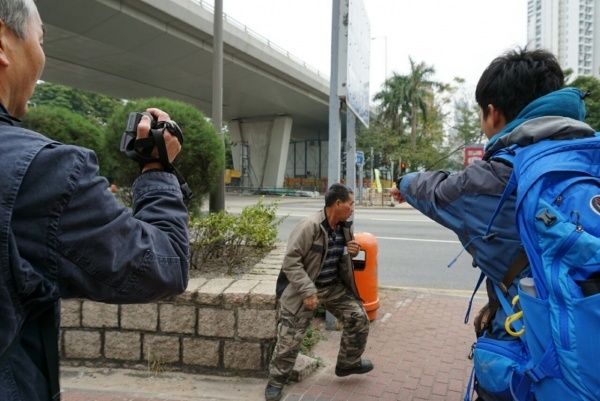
left=265, top=384, right=282, bottom=401
left=335, top=359, right=374, bottom=377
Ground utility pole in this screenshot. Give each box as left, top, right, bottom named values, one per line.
left=209, top=0, right=225, bottom=212
left=328, top=0, right=342, bottom=190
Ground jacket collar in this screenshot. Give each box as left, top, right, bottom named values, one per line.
left=0, top=102, right=22, bottom=127
left=484, top=87, right=589, bottom=158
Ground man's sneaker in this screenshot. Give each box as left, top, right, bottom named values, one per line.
left=335, top=359, right=374, bottom=377
left=265, top=384, right=283, bottom=401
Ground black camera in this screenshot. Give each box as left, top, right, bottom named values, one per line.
left=120, top=112, right=184, bottom=160
left=125, top=111, right=156, bottom=136
left=120, top=112, right=156, bottom=160
left=120, top=111, right=193, bottom=199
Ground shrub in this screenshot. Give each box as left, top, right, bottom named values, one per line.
left=21, top=106, right=110, bottom=176
left=189, top=197, right=285, bottom=274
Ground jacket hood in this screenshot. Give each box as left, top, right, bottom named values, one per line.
left=484, top=87, right=591, bottom=157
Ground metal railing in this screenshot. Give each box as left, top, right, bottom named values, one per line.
left=189, top=0, right=329, bottom=79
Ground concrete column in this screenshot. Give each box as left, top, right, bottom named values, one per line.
left=228, top=120, right=242, bottom=173
left=227, top=117, right=292, bottom=189
left=263, top=116, right=292, bottom=188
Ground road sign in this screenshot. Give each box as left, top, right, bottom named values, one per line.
left=465, top=145, right=485, bottom=166
left=356, top=151, right=365, bottom=165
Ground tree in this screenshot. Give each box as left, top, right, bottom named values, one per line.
left=441, top=99, right=485, bottom=171
left=21, top=106, right=110, bottom=176
left=568, top=75, right=600, bottom=131
left=30, top=82, right=122, bottom=125
left=104, top=98, right=225, bottom=212
left=371, top=57, right=445, bottom=173
left=373, top=73, right=410, bottom=135
left=406, top=58, right=442, bottom=152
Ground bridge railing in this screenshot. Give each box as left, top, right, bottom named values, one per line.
left=189, top=0, right=329, bottom=80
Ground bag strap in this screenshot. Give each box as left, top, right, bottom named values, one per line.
left=464, top=272, right=485, bottom=324
left=486, top=251, right=529, bottom=322
left=464, top=251, right=529, bottom=328
left=493, top=282, right=525, bottom=336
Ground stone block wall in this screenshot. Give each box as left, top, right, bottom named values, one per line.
left=59, top=244, right=286, bottom=377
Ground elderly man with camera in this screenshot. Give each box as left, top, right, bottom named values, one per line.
left=0, top=1, right=190, bottom=400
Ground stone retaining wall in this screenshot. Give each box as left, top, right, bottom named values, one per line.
left=59, top=244, right=286, bottom=377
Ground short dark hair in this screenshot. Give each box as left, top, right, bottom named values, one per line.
left=325, top=183, right=353, bottom=207
left=476, top=47, right=564, bottom=123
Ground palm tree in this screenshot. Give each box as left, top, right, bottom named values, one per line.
left=406, top=58, right=440, bottom=152
left=373, top=73, right=410, bottom=135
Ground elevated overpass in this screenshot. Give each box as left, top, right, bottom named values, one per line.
left=37, top=0, right=333, bottom=188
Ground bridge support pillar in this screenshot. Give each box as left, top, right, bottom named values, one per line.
left=228, top=116, right=292, bottom=189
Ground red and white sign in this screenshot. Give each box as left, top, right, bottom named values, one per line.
left=465, top=146, right=485, bottom=167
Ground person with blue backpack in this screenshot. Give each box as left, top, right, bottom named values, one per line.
left=391, top=47, right=600, bottom=400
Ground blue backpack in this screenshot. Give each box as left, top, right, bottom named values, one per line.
left=467, top=133, right=600, bottom=401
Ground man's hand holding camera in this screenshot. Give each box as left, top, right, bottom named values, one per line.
left=136, top=108, right=182, bottom=173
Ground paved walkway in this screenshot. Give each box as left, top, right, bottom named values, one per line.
left=61, top=288, right=485, bottom=401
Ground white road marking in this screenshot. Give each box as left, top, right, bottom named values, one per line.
left=376, top=236, right=460, bottom=244
left=368, top=218, right=433, bottom=223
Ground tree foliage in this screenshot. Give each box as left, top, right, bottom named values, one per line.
left=440, top=98, right=485, bottom=171
left=373, top=73, right=409, bottom=135
left=21, top=105, right=110, bottom=176
left=406, top=58, right=444, bottom=152
left=30, top=82, right=122, bottom=125
left=568, top=75, right=600, bottom=131
left=363, top=57, right=457, bottom=177
left=104, top=97, right=225, bottom=212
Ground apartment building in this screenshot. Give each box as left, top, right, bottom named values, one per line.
left=527, top=0, right=600, bottom=78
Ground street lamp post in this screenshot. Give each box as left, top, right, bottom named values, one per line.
left=371, top=35, right=387, bottom=80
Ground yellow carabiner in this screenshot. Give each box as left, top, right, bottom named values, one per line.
left=504, top=295, right=525, bottom=337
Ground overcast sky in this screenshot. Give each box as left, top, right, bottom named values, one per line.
left=205, top=0, right=528, bottom=100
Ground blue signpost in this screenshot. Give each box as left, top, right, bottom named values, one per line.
left=356, top=150, right=365, bottom=166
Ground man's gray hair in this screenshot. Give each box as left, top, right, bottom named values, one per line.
left=0, top=0, right=35, bottom=40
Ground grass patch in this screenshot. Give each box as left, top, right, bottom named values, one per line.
left=300, top=324, right=325, bottom=356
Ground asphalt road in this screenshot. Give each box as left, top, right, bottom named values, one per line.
left=221, top=194, right=482, bottom=292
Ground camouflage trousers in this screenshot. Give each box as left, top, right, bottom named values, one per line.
left=267, top=281, right=369, bottom=387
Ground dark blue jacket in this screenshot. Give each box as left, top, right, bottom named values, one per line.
left=0, top=108, right=189, bottom=401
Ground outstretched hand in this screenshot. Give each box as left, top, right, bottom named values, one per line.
left=390, top=186, right=405, bottom=203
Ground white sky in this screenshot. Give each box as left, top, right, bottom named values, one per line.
left=207, top=0, right=529, bottom=102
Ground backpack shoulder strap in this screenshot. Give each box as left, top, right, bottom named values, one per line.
left=484, top=144, right=522, bottom=236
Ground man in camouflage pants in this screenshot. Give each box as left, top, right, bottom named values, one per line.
left=265, top=184, right=373, bottom=401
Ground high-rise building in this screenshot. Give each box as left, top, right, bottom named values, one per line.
left=527, top=0, right=600, bottom=79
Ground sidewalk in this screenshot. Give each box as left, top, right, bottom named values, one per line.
left=61, top=288, right=485, bottom=401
